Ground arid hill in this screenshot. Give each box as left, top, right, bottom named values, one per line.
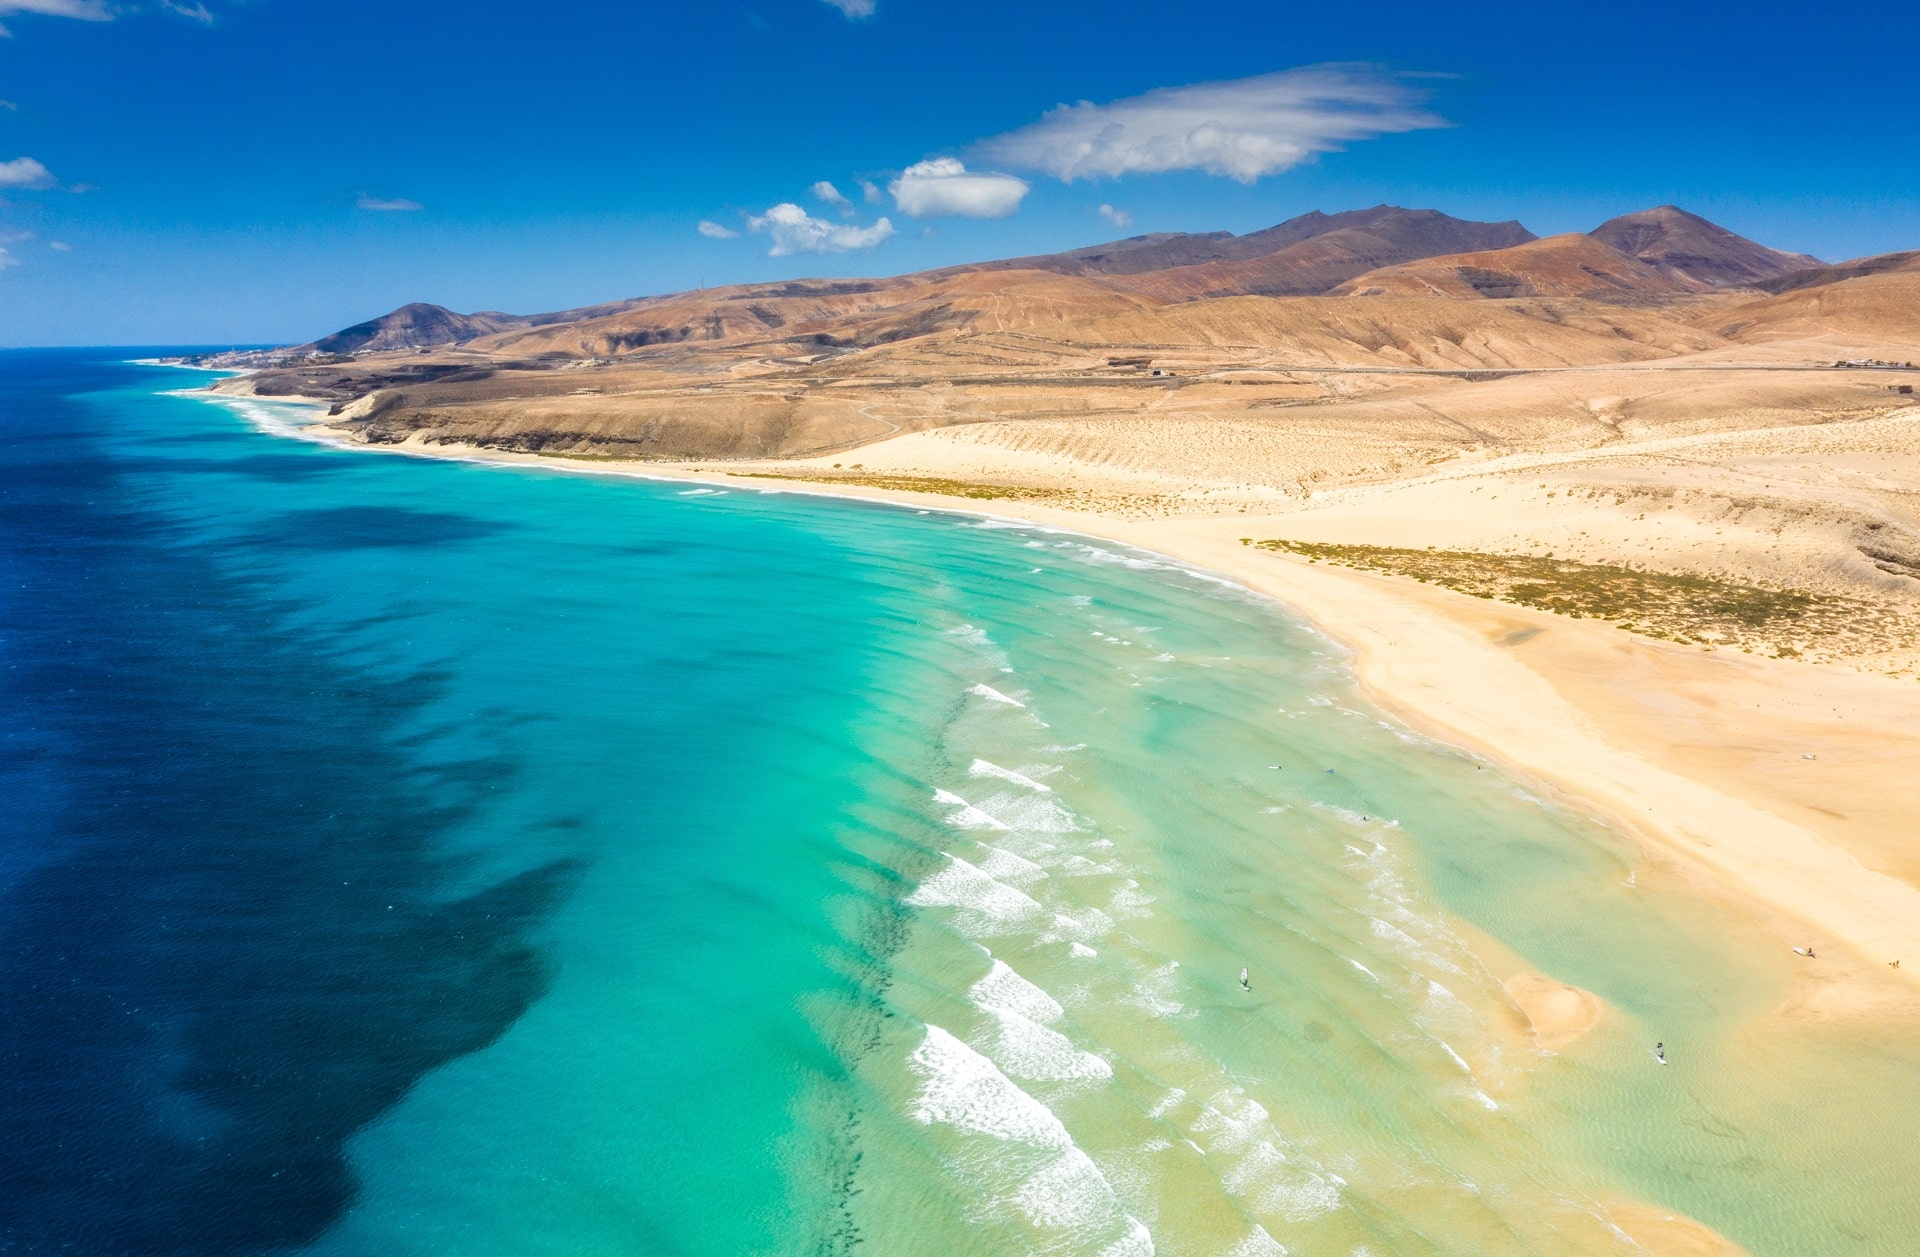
left=219, top=203, right=1910, bottom=479
left=1327, top=234, right=1696, bottom=301
left=1590, top=205, right=1820, bottom=288
left=950, top=204, right=1534, bottom=285
left=1754, top=249, right=1920, bottom=295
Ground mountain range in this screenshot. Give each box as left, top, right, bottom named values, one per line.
left=303, top=204, right=1821, bottom=356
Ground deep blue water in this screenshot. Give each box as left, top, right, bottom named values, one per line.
left=0, top=354, right=582, bottom=1252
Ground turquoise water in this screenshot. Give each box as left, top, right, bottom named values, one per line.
left=6, top=354, right=1918, bottom=1255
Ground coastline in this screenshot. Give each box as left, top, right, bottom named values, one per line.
left=204, top=388, right=1920, bottom=1007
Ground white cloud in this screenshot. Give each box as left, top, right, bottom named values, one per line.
left=857, top=178, right=881, bottom=205
left=809, top=180, right=852, bottom=210
left=0, top=248, right=15, bottom=269
left=0, top=157, right=56, bottom=189
left=746, top=202, right=894, bottom=257
left=49, top=239, right=69, bottom=250
left=1098, top=204, right=1132, bottom=229
left=978, top=64, right=1444, bottom=184
left=697, top=219, right=740, bottom=239
left=820, top=0, right=874, bottom=17
left=0, top=0, right=111, bottom=20
left=888, top=157, right=1028, bottom=220
left=162, top=0, right=213, bottom=21
left=356, top=193, right=423, bottom=211
left=0, top=0, right=106, bottom=32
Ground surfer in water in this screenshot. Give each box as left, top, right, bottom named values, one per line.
left=1239, top=966, right=1251, bottom=992
left=1654, top=1042, right=1667, bottom=1065
left=1793, top=944, right=1816, bottom=958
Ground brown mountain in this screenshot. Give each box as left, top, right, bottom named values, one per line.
left=309, top=303, right=530, bottom=353
left=305, top=296, right=656, bottom=354
left=1084, top=208, right=1537, bottom=300
left=1754, top=249, right=1920, bottom=295
left=1329, top=233, right=1696, bottom=301
left=953, top=205, right=1530, bottom=281
left=1589, top=205, right=1819, bottom=289
left=294, top=205, right=1829, bottom=366
left=1707, top=261, right=1920, bottom=349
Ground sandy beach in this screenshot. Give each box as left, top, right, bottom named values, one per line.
left=239, top=397, right=1920, bottom=1020
left=197, top=386, right=1920, bottom=1255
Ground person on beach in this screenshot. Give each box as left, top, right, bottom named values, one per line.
left=1239, top=966, right=1251, bottom=992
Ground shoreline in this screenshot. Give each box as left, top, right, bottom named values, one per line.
left=202, top=386, right=1920, bottom=1006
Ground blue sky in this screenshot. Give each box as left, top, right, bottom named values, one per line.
left=2, top=0, right=1916, bottom=346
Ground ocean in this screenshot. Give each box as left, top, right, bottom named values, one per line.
left=3, top=351, right=1917, bottom=1256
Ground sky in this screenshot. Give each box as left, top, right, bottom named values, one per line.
left=1, top=0, right=1917, bottom=346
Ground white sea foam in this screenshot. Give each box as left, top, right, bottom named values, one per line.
left=1107, top=879, right=1156, bottom=917
left=970, top=758, right=1053, bottom=792
left=909, top=1027, right=1151, bottom=1254
left=1190, top=1089, right=1342, bottom=1221
left=949, top=623, right=994, bottom=649
left=1124, top=964, right=1185, bottom=1018
left=975, top=843, right=1049, bottom=886
left=986, top=794, right=1083, bottom=834
left=971, top=959, right=1065, bottom=1024
left=1070, top=942, right=1098, bottom=958
left=1039, top=906, right=1114, bottom=945
left=909, top=1024, right=1070, bottom=1149
left=979, top=1006, right=1113, bottom=1082
left=908, top=855, right=1045, bottom=933
left=933, top=788, right=1011, bottom=831
left=969, top=683, right=1026, bottom=707
left=1011, top=1148, right=1119, bottom=1229
left=1099, top=1216, right=1156, bottom=1257
left=1227, top=1225, right=1289, bottom=1256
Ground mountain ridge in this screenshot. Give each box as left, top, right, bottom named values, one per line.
left=291, top=205, right=1839, bottom=357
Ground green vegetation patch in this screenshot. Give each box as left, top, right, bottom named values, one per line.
left=736, top=471, right=1076, bottom=502
left=1247, top=539, right=1891, bottom=659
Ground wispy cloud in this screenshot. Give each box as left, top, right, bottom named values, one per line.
left=0, top=0, right=110, bottom=19
left=1098, top=203, right=1132, bottom=229
left=0, top=0, right=109, bottom=34
left=49, top=239, right=69, bottom=250
left=746, top=202, right=893, bottom=257
left=0, top=247, right=16, bottom=269
left=888, top=158, right=1028, bottom=219
left=979, top=64, right=1444, bottom=184
left=857, top=178, right=881, bottom=205
left=820, top=0, right=875, bottom=18
left=0, top=157, right=57, bottom=190
left=697, top=219, right=740, bottom=239
left=810, top=180, right=853, bottom=213
left=1, top=0, right=223, bottom=34
left=356, top=193, right=424, bottom=211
